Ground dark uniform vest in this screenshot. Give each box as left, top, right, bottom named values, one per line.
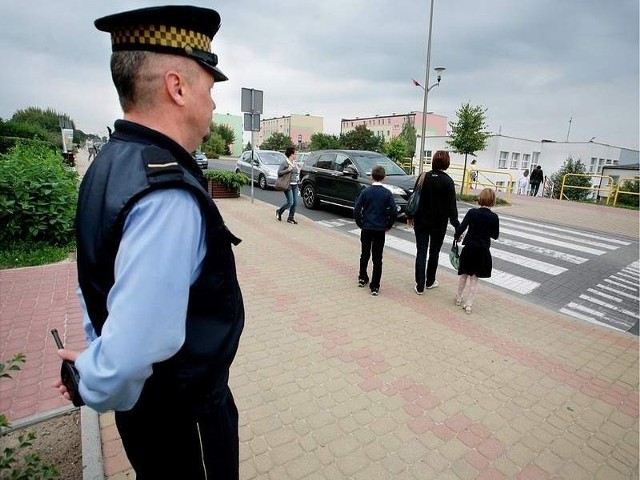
left=76, top=120, right=244, bottom=409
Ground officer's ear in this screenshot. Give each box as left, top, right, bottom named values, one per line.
left=165, top=70, right=188, bottom=106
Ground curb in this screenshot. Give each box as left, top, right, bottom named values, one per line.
left=81, top=406, right=105, bottom=480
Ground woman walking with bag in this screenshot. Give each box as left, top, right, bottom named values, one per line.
left=407, top=151, right=460, bottom=294
left=276, top=147, right=300, bottom=224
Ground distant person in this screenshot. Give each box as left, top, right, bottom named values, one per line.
left=276, top=147, right=300, bottom=224
left=516, top=169, right=529, bottom=195
left=54, top=6, right=244, bottom=478
left=354, top=165, right=398, bottom=296
left=529, top=165, right=544, bottom=196
left=407, top=150, right=460, bottom=294
left=454, top=188, right=500, bottom=314
left=469, top=159, right=478, bottom=188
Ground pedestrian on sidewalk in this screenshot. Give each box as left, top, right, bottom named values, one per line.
left=529, top=165, right=544, bottom=196
left=354, top=165, right=397, bottom=296
left=54, top=6, right=244, bottom=479
left=516, top=169, right=530, bottom=195
left=454, top=188, right=500, bottom=314
left=407, top=150, right=460, bottom=294
left=276, top=147, right=300, bottom=224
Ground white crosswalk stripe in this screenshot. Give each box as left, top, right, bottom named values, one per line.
left=318, top=213, right=638, bottom=333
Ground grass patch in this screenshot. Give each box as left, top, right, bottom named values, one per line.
left=0, top=241, right=75, bottom=269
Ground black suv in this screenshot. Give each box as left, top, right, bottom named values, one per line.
left=299, top=150, right=415, bottom=214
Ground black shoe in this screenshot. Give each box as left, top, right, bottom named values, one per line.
left=358, top=279, right=368, bottom=288
left=287, top=218, right=298, bottom=225
left=371, top=288, right=379, bottom=296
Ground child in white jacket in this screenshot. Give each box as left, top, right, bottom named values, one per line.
left=516, top=169, right=530, bottom=195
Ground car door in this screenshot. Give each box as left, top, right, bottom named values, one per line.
left=332, top=153, right=364, bottom=207
left=239, top=151, right=252, bottom=176
left=312, top=153, right=338, bottom=199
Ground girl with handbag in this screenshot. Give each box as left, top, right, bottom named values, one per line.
left=276, top=147, right=300, bottom=224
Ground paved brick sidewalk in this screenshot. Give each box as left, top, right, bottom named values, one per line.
left=96, top=196, right=638, bottom=479
left=1, top=162, right=637, bottom=478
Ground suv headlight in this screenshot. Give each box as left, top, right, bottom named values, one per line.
left=383, top=184, right=406, bottom=196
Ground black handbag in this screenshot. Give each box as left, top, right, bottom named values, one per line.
left=405, top=172, right=425, bottom=217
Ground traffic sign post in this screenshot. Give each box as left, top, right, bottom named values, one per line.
left=242, top=88, right=264, bottom=203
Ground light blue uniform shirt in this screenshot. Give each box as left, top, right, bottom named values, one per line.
left=75, top=189, right=206, bottom=412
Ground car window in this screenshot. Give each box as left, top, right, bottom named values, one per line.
left=241, top=152, right=251, bottom=161
left=352, top=153, right=406, bottom=175
left=259, top=152, right=286, bottom=165
left=335, top=154, right=354, bottom=172
left=315, top=153, right=336, bottom=170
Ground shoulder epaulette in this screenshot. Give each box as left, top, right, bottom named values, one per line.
left=142, top=145, right=184, bottom=185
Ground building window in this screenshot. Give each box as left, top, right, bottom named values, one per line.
left=589, top=158, right=597, bottom=173
left=613, top=159, right=619, bottom=166
left=522, top=154, right=530, bottom=170
left=510, top=153, right=520, bottom=169
left=531, top=152, right=540, bottom=166
left=387, top=130, right=390, bottom=136
left=606, top=159, right=612, bottom=165
left=498, top=151, right=508, bottom=169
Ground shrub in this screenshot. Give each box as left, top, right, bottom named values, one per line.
left=203, top=170, right=248, bottom=190
left=616, top=178, right=639, bottom=208
left=0, top=141, right=78, bottom=247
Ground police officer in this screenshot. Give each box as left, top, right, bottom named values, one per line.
left=54, top=6, right=244, bottom=479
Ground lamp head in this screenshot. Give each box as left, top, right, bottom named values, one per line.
left=434, top=66, right=446, bottom=83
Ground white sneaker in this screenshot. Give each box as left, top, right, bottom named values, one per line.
left=455, top=296, right=463, bottom=306
left=414, top=285, right=424, bottom=295
left=425, top=280, right=439, bottom=290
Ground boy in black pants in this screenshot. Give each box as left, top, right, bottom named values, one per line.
left=354, top=165, right=398, bottom=296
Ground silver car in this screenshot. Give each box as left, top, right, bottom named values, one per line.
left=235, top=150, right=286, bottom=189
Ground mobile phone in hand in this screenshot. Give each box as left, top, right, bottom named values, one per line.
left=51, top=329, right=85, bottom=407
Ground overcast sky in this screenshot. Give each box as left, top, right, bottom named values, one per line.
left=2, top=0, right=638, bottom=149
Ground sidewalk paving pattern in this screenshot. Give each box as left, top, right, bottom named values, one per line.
left=0, top=160, right=638, bottom=478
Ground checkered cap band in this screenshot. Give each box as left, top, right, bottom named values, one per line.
left=111, top=24, right=211, bottom=51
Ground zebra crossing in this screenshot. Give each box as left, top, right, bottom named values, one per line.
left=316, top=209, right=639, bottom=333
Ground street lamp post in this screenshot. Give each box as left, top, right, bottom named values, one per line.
left=417, top=0, right=444, bottom=175
left=416, top=67, right=445, bottom=174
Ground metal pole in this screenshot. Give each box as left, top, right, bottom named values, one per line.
left=418, top=0, right=435, bottom=175
left=250, top=130, right=255, bottom=203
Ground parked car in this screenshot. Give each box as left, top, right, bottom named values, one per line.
left=193, top=152, right=208, bottom=170
left=235, top=150, right=287, bottom=189
left=299, top=150, right=415, bottom=214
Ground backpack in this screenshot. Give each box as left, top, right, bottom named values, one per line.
left=405, top=172, right=426, bottom=218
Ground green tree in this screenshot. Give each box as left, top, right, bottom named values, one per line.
left=200, top=132, right=226, bottom=158
left=10, top=107, right=77, bottom=151
left=309, top=133, right=340, bottom=150
left=260, top=132, right=293, bottom=151
left=399, top=117, right=417, bottom=160
left=244, top=141, right=252, bottom=151
left=550, top=156, right=592, bottom=201
left=616, top=178, right=639, bottom=208
left=447, top=103, right=490, bottom=193
left=339, top=125, right=383, bottom=152
left=383, top=138, right=406, bottom=163
left=211, top=123, right=235, bottom=155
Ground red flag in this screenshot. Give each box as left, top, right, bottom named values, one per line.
left=412, top=79, right=421, bottom=87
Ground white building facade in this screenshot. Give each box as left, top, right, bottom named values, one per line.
left=416, top=135, right=639, bottom=194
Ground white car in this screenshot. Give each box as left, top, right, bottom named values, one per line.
left=235, top=150, right=286, bottom=189
left=193, top=152, right=208, bottom=170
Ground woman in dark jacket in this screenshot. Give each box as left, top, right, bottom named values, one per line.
left=407, top=151, right=460, bottom=294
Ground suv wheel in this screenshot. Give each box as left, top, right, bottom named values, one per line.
left=302, top=184, right=319, bottom=209
left=258, top=174, right=267, bottom=190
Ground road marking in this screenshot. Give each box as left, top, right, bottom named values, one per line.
left=587, top=288, right=622, bottom=303
left=494, top=238, right=588, bottom=265
left=603, top=278, right=637, bottom=291
left=609, top=275, right=638, bottom=288
left=500, top=221, right=619, bottom=250
left=500, top=228, right=607, bottom=255
left=559, top=306, right=620, bottom=331
left=497, top=215, right=632, bottom=246
left=597, top=284, right=639, bottom=301
left=578, top=294, right=640, bottom=320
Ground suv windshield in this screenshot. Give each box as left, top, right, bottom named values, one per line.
left=259, top=152, right=286, bottom=165
left=351, top=153, right=407, bottom=175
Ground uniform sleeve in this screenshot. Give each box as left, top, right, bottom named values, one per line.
left=492, top=213, right=500, bottom=240
left=74, top=189, right=206, bottom=412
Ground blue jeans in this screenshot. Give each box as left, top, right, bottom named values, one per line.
left=278, top=184, right=298, bottom=220
left=414, top=228, right=446, bottom=290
